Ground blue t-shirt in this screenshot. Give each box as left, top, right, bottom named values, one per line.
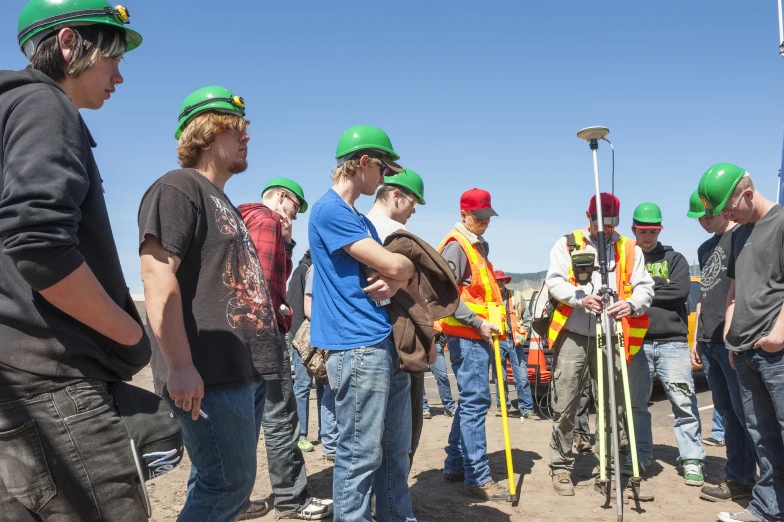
left=308, top=189, right=391, bottom=350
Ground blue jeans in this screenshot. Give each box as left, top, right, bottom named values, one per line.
left=320, top=384, right=338, bottom=457
left=444, top=335, right=493, bottom=487
left=423, top=342, right=455, bottom=413
left=291, top=347, right=324, bottom=440
left=698, top=342, right=756, bottom=485
left=700, top=343, right=727, bottom=441
left=326, top=336, right=415, bottom=522
left=494, top=339, right=534, bottom=414
left=168, top=381, right=265, bottom=522
left=627, top=340, right=705, bottom=467
left=734, top=348, right=784, bottom=522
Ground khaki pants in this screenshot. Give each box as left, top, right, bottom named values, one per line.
left=549, top=329, right=627, bottom=475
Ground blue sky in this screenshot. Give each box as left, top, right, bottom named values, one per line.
left=3, top=1, right=784, bottom=293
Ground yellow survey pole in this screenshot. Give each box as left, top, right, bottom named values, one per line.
left=488, top=303, right=517, bottom=501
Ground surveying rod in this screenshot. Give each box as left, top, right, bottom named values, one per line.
left=576, top=127, right=623, bottom=520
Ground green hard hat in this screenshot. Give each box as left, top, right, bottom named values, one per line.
left=262, top=177, right=308, bottom=213
left=335, top=125, right=400, bottom=162
left=384, top=169, right=425, bottom=205
left=686, top=189, right=706, bottom=219
left=632, top=202, right=663, bottom=226
left=18, top=0, right=142, bottom=60
left=175, top=85, right=246, bottom=140
left=697, top=163, right=747, bottom=216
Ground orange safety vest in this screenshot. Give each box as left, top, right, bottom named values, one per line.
left=434, top=229, right=505, bottom=340
left=547, top=229, right=649, bottom=363
left=506, top=290, right=527, bottom=345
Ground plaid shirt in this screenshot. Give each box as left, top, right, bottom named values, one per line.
left=238, top=203, right=293, bottom=332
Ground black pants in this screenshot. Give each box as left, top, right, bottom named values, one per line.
left=0, top=381, right=147, bottom=521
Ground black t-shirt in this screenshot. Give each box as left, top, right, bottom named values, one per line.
left=286, top=254, right=311, bottom=337
left=138, top=169, right=283, bottom=394
left=727, top=205, right=784, bottom=352
left=696, top=226, right=737, bottom=342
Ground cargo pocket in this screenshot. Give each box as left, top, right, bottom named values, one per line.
left=0, top=419, right=56, bottom=513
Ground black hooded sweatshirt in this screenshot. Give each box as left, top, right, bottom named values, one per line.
left=286, top=251, right=312, bottom=336
left=642, top=242, right=690, bottom=341
left=0, top=69, right=151, bottom=399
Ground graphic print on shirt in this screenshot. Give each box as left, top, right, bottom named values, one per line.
left=210, top=195, right=276, bottom=335
left=700, top=244, right=727, bottom=295
left=645, top=260, right=670, bottom=279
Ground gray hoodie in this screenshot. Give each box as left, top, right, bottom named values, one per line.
left=0, top=69, right=150, bottom=399
left=545, top=228, right=654, bottom=337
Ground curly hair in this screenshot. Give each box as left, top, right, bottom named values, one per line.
left=177, top=112, right=250, bottom=168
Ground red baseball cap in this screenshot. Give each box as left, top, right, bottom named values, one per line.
left=588, top=192, right=620, bottom=227
left=493, top=270, right=512, bottom=284
left=460, top=188, right=498, bottom=219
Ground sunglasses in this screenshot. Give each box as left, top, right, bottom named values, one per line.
left=282, top=193, right=300, bottom=213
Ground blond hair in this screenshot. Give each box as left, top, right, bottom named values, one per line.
left=331, top=156, right=384, bottom=182
left=177, top=112, right=250, bottom=168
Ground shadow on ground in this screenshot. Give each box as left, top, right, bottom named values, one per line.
left=409, top=448, right=542, bottom=522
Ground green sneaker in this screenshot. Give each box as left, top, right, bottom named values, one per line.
left=297, top=438, right=315, bottom=453
left=682, top=459, right=704, bottom=486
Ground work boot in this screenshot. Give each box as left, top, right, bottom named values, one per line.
left=621, top=461, right=646, bottom=477
left=444, top=409, right=455, bottom=417
left=574, top=436, right=592, bottom=453
left=443, top=470, right=465, bottom=483
left=552, top=472, right=575, bottom=496
left=682, top=459, right=704, bottom=486
left=717, top=509, right=763, bottom=522
left=464, top=480, right=511, bottom=502
left=700, top=479, right=753, bottom=502
left=523, top=411, right=542, bottom=421
left=236, top=499, right=272, bottom=520
left=495, top=409, right=521, bottom=418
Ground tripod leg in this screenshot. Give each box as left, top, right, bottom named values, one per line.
left=602, top=313, right=623, bottom=520
left=596, top=323, right=606, bottom=486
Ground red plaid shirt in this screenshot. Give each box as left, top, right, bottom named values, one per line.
left=238, top=203, right=293, bottom=332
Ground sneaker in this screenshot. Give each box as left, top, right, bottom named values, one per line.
left=464, top=480, right=511, bottom=502
left=700, top=479, right=753, bottom=502
left=704, top=437, right=726, bottom=447
left=278, top=498, right=334, bottom=520
left=552, top=472, right=575, bottom=496
left=423, top=409, right=432, bottom=419
left=574, top=437, right=593, bottom=453
left=236, top=499, right=272, bottom=520
left=682, top=459, right=704, bottom=486
left=444, top=409, right=455, bottom=417
left=297, top=438, right=315, bottom=452
left=443, top=470, right=465, bottom=483
left=717, top=509, right=763, bottom=522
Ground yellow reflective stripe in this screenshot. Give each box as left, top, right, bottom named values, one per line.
left=465, top=302, right=489, bottom=315
left=628, top=327, right=647, bottom=338
left=453, top=232, right=495, bottom=305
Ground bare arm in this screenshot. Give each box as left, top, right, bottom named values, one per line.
left=724, top=279, right=735, bottom=343
left=304, top=294, right=312, bottom=320
left=140, top=235, right=203, bottom=421
left=39, top=262, right=143, bottom=346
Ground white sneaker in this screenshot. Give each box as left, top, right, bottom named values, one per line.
left=277, top=498, right=333, bottom=520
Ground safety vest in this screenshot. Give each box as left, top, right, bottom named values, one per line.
left=547, top=229, right=649, bottom=363
left=434, top=229, right=505, bottom=340
left=506, top=289, right=527, bottom=345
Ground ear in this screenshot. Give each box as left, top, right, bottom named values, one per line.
left=358, top=154, right=370, bottom=167
left=57, top=28, right=77, bottom=63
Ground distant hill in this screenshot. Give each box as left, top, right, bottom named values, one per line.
left=506, top=270, right=546, bottom=292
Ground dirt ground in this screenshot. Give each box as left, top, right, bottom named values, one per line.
left=133, top=365, right=740, bottom=522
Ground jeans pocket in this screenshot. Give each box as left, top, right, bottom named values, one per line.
left=327, top=353, right=342, bottom=392
left=0, top=419, right=57, bottom=513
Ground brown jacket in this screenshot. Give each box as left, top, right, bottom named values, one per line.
left=383, top=230, right=460, bottom=375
